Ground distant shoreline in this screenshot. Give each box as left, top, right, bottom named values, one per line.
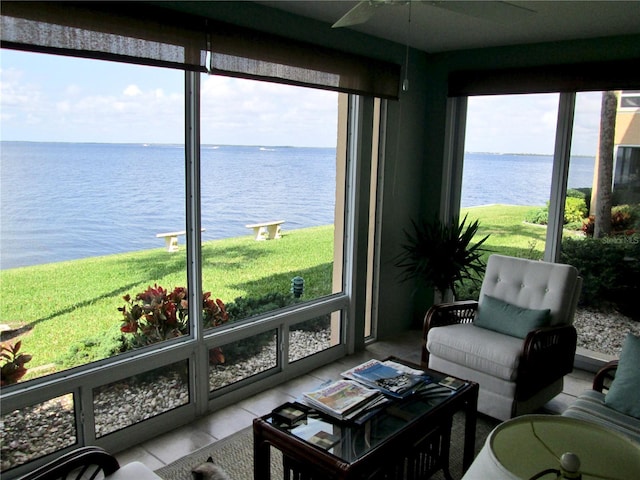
left=0, top=140, right=596, bottom=157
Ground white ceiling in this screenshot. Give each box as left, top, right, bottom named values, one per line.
left=258, top=1, right=640, bottom=53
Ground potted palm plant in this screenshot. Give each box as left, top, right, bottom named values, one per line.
left=395, top=214, right=490, bottom=302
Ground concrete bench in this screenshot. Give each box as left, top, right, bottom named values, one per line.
left=245, top=220, right=284, bottom=241
left=156, top=228, right=205, bottom=252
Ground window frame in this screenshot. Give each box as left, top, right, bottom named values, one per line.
left=0, top=56, right=374, bottom=478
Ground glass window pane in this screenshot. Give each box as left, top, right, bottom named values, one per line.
left=561, top=91, right=640, bottom=358
left=0, top=50, right=185, bottom=382
left=1, top=394, right=76, bottom=473
left=459, top=94, right=559, bottom=299
left=209, top=329, right=278, bottom=392
left=199, top=75, right=341, bottom=329
left=93, top=360, right=189, bottom=438
left=288, top=313, right=340, bottom=363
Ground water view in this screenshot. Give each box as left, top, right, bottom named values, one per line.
left=0, top=142, right=595, bottom=269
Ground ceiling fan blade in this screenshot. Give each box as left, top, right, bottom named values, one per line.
left=332, top=1, right=380, bottom=28
left=431, top=1, right=536, bottom=23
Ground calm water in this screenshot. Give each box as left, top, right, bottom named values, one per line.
left=0, top=142, right=594, bottom=269
left=462, top=152, right=594, bottom=208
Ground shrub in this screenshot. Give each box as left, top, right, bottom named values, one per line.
left=57, top=331, right=128, bottom=367
left=582, top=204, right=640, bottom=237
left=1, top=341, right=32, bottom=386
left=525, top=207, right=548, bottom=225
left=570, top=187, right=592, bottom=213
left=581, top=215, right=595, bottom=236
left=564, top=197, right=588, bottom=224
left=524, top=196, right=587, bottom=226
left=225, top=292, right=298, bottom=321
left=611, top=204, right=637, bottom=232
left=561, top=236, right=640, bottom=315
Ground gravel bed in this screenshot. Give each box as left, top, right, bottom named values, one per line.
left=1, top=314, right=636, bottom=472
left=574, top=307, right=640, bottom=356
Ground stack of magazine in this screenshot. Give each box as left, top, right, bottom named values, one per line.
left=302, top=359, right=430, bottom=421
left=302, top=379, right=386, bottom=421
left=341, top=359, right=430, bottom=398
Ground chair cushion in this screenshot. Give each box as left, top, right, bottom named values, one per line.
left=563, top=390, right=640, bottom=443
left=605, top=333, right=640, bottom=419
left=427, top=323, right=523, bottom=381
left=474, top=295, right=550, bottom=339
left=479, top=254, right=579, bottom=326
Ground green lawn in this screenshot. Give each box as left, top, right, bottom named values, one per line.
left=1, top=226, right=334, bottom=376
left=462, top=204, right=548, bottom=260
left=1, top=206, right=582, bottom=379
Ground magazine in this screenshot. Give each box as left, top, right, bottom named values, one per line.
left=302, top=379, right=382, bottom=420
left=341, top=359, right=430, bottom=398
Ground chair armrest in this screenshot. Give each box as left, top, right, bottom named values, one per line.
left=18, top=446, right=120, bottom=480
left=421, top=300, right=478, bottom=367
left=593, top=360, right=619, bottom=393
left=517, top=325, right=577, bottom=401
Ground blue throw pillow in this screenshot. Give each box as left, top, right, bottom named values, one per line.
left=605, top=333, right=640, bottom=419
left=474, top=295, right=551, bottom=339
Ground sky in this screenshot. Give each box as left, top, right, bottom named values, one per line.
left=1, top=49, right=602, bottom=154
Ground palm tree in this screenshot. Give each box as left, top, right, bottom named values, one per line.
left=591, top=90, right=618, bottom=238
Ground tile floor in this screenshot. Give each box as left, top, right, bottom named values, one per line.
left=114, top=329, right=594, bottom=471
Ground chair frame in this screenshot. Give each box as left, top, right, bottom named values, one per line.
left=421, top=299, right=578, bottom=403
left=592, top=360, right=619, bottom=393
left=18, top=446, right=120, bottom=480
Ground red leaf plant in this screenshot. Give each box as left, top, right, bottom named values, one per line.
left=118, top=285, right=228, bottom=351
left=1, top=341, right=33, bottom=387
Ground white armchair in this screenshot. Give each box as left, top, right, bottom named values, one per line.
left=422, top=254, right=582, bottom=421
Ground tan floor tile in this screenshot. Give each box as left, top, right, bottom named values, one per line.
left=235, top=387, right=297, bottom=417
left=140, top=423, right=216, bottom=465
left=114, top=445, right=165, bottom=470
left=194, top=405, right=257, bottom=441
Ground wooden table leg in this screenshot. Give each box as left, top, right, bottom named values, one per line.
left=253, top=419, right=271, bottom=480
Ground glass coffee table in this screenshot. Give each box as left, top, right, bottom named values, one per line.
left=253, top=357, right=479, bottom=480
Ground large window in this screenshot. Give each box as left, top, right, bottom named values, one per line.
left=198, top=75, right=344, bottom=394
left=0, top=50, right=187, bottom=377
left=461, top=94, right=560, bottom=262
left=452, top=90, right=640, bottom=360
left=560, top=91, right=640, bottom=360
left=0, top=3, right=395, bottom=474
left=0, top=50, right=358, bottom=476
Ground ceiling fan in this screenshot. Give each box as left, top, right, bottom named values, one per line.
left=332, top=0, right=536, bottom=29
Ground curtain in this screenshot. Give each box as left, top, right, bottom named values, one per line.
left=1, top=1, right=400, bottom=99
left=449, top=59, right=640, bottom=96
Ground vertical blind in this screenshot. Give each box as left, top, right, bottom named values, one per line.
left=1, top=1, right=400, bottom=99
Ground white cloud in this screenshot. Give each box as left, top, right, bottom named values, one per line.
left=466, top=92, right=601, bottom=156
left=56, top=101, right=71, bottom=113
left=65, top=84, right=82, bottom=96
left=123, top=84, right=142, bottom=96
left=200, top=76, right=338, bottom=147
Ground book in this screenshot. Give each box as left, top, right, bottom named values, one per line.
left=342, top=359, right=430, bottom=398
left=308, top=430, right=341, bottom=449
left=302, top=379, right=382, bottom=420
left=272, top=402, right=308, bottom=425
left=439, top=376, right=467, bottom=390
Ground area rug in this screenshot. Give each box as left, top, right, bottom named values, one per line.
left=155, top=413, right=499, bottom=480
